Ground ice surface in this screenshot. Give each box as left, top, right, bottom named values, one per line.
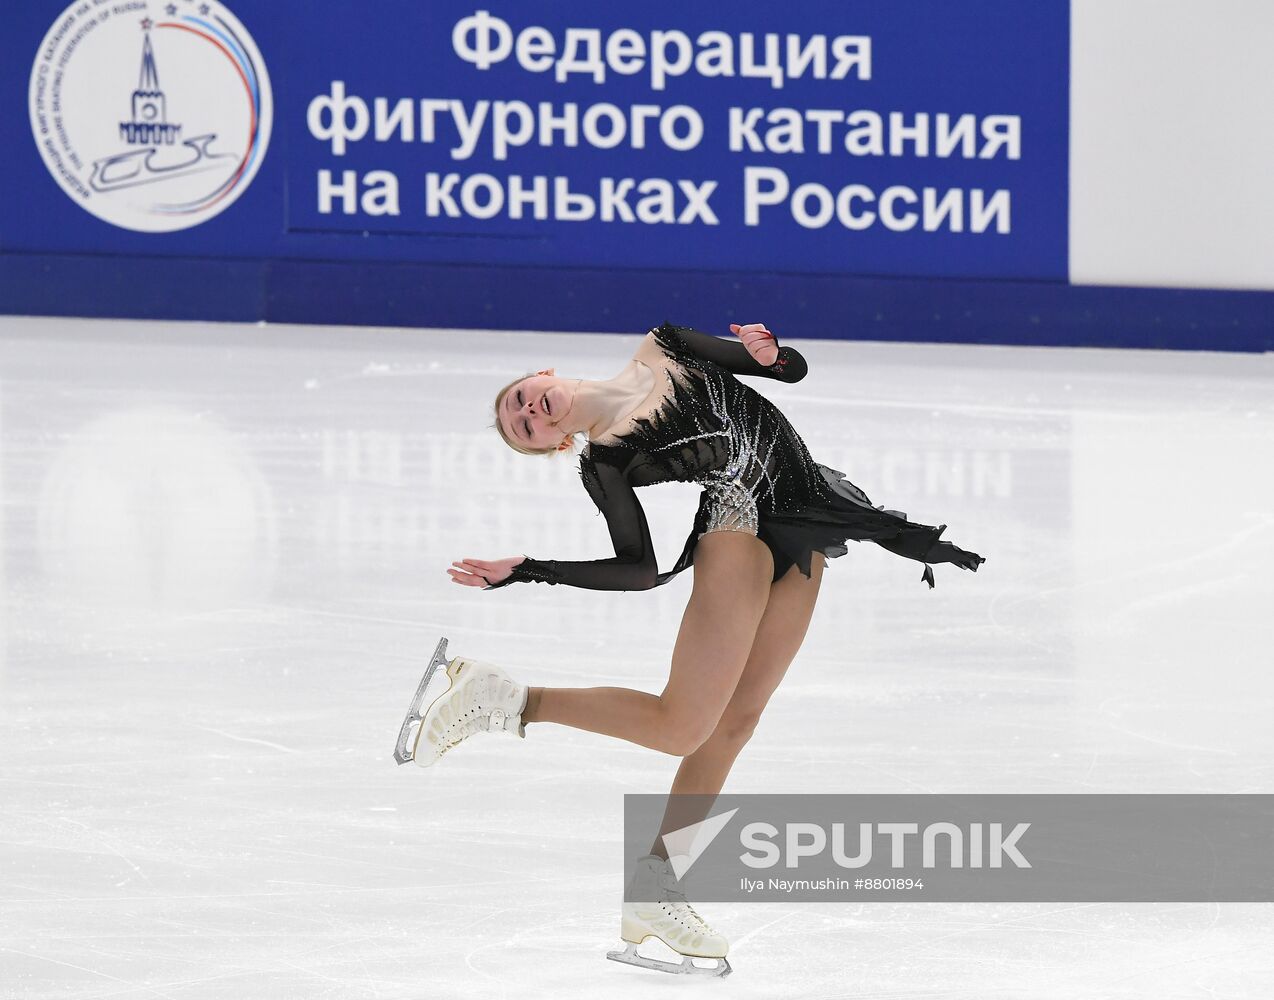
left=1, top=316, right=1271, bottom=998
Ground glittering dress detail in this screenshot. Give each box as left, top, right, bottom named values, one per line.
left=486, top=323, right=985, bottom=592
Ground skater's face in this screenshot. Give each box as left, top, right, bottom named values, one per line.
left=500, top=370, right=570, bottom=449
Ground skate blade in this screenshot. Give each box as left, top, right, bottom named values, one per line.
left=392, top=636, right=451, bottom=765
left=606, top=942, right=731, bottom=978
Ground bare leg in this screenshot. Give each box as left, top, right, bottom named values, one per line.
left=521, top=531, right=774, bottom=756
left=650, top=552, right=827, bottom=857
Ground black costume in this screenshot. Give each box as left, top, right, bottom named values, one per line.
left=486, top=323, right=985, bottom=592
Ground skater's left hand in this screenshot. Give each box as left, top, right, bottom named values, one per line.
left=448, top=556, right=523, bottom=588
left=729, top=322, right=779, bottom=366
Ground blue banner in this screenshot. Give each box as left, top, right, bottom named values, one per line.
left=3, top=0, right=1068, bottom=280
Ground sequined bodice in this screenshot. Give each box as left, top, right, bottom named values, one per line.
left=586, top=325, right=811, bottom=518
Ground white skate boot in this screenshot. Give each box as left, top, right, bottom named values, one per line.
left=392, top=636, right=527, bottom=767
left=606, top=854, right=731, bottom=977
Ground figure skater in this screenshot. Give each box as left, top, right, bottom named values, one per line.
left=395, top=321, right=985, bottom=976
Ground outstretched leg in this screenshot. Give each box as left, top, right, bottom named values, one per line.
left=521, top=531, right=774, bottom=755
left=650, top=551, right=827, bottom=856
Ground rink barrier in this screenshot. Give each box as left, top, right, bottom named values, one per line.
left=1, top=253, right=1270, bottom=352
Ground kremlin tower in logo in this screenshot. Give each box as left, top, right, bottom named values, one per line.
left=121, top=33, right=181, bottom=147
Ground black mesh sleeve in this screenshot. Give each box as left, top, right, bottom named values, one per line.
left=656, top=323, right=808, bottom=383
left=483, top=451, right=659, bottom=592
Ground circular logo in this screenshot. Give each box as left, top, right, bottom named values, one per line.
left=29, top=0, right=272, bottom=232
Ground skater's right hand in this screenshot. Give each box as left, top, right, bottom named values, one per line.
left=448, top=556, right=524, bottom=588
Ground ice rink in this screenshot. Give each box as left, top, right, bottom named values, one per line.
left=2, top=315, right=1272, bottom=999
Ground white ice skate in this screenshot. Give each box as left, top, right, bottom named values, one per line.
left=392, top=636, right=527, bottom=767
left=606, top=854, right=731, bottom=977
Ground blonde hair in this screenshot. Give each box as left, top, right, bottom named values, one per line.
left=491, top=372, right=581, bottom=458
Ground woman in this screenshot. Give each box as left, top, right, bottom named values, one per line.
left=403, top=321, right=985, bottom=976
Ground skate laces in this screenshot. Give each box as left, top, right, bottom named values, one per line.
left=659, top=898, right=711, bottom=934
left=659, top=898, right=714, bottom=935
left=659, top=872, right=713, bottom=934
left=435, top=674, right=500, bottom=756
left=677, top=901, right=713, bottom=933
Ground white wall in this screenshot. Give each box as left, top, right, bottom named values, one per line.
left=1070, top=0, right=1274, bottom=290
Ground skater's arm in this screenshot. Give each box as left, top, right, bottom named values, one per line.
left=484, top=453, right=658, bottom=592
left=651, top=322, right=808, bottom=383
